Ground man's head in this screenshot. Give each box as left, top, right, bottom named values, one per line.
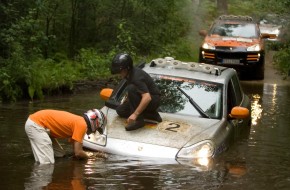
left=111, top=53, right=133, bottom=77
left=83, top=109, right=107, bottom=135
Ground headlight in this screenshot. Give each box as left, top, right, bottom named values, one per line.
left=177, top=140, right=215, bottom=158
left=202, top=42, right=216, bottom=50
left=247, top=44, right=261, bottom=51
left=86, top=133, right=106, bottom=146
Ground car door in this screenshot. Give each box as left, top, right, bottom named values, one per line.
left=227, top=74, right=247, bottom=140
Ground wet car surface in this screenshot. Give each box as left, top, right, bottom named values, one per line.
left=83, top=58, right=251, bottom=163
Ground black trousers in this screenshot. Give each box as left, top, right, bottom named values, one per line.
left=116, top=84, right=160, bottom=119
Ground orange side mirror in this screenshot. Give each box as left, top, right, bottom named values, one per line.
left=100, top=88, right=113, bottom=101
left=229, top=106, right=249, bottom=119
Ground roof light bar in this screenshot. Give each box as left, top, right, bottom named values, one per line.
left=150, top=58, right=221, bottom=76
left=219, top=15, right=253, bottom=21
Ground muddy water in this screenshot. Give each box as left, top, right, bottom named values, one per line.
left=1, top=83, right=290, bottom=189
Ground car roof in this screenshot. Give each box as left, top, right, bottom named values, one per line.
left=215, top=15, right=255, bottom=24
left=142, top=58, right=236, bottom=84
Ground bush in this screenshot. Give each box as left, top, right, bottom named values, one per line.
left=77, top=48, right=111, bottom=79
left=273, top=45, right=290, bottom=78
left=26, top=58, right=81, bottom=100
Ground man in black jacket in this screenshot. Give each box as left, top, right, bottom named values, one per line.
left=110, top=53, right=162, bottom=131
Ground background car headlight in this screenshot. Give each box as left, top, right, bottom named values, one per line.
left=177, top=140, right=215, bottom=158
left=247, top=44, right=261, bottom=51
left=202, top=42, right=216, bottom=50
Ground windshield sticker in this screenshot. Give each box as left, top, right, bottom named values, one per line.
left=159, top=75, right=196, bottom=83
left=237, top=38, right=252, bottom=42
left=222, top=37, right=237, bottom=41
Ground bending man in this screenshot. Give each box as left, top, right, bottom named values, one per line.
left=25, top=109, right=106, bottom=164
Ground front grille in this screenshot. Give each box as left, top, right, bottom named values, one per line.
left=216, top=52, right=247, bottom=61
left=202, top=50, right=260, bottom=64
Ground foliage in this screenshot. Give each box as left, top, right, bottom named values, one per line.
left=273, top=44, right=290, bottom=78
left=1, top=0, right=289, bottom=102
left=252, top=0, right=290, bottom=77
left=26, top=58, right=81, bottom=100
left=77, top=49, right=111, bottom=79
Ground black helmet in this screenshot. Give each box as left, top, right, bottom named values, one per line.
left=84, top=109, right=107, bottom=135
left=111, top=53, right=133, bottom=74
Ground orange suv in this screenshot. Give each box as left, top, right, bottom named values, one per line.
left=199, top=15, right=269, bottom=80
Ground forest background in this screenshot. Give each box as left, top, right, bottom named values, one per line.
left=1, top=0, right=289, bottom=102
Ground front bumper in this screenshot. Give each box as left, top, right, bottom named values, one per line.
left=199, top=48, right=264, bottom=71
left=83, top=137, right=179, bottom=159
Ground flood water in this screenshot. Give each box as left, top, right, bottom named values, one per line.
left=1, top=82, right=290, bottom=190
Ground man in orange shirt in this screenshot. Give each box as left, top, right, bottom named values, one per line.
left=25, top=109, right=106, bottom=164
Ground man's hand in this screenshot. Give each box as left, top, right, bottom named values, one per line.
left=86, top=151, right=108, bottom=159
left=127, top=113, right=138, bottom=124
left=87, top=152, right=95, bottom=158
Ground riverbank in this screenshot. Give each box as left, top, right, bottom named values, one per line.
left=73, top=77, right=118, bottom=93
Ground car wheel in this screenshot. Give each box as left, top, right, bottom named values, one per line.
left=255, top=66, right=264, bottom=80
left=253, top=56, right=265, bottom=80
left=254, top=57, right=265, bottom=80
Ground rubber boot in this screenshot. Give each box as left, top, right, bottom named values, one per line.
left=144, top=111, right=162, bottom=122
left=125, top=117, right=145, bottom=131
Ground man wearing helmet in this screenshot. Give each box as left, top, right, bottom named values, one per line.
left=111, top=53, right=162, bottom=131
left=24, top=109, right=106, bottom=164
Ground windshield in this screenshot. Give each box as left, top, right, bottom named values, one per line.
left=210, top=23, right=258, bottom=38
left=152, top=74, right=223, bottom=119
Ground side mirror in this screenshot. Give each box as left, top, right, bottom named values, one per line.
left=261, top=33, right=271, bottom=39
left=100, top=88, right=113, bottom=101
left=199, top=30, right=207, bottom=37
left=229, top=106, right=249, bottom=119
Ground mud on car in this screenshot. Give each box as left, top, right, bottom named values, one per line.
left=199, top=15, right=270, bottom=80
left=83, top=58, right=251, bottom=168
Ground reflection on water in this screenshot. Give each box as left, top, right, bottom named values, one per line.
left=24, top=164, right=54, bottom=189
left=251, top=94, right=263, bottom=126
left=24, top=160, right=87, bottom=190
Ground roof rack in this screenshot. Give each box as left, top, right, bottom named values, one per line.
left=218, top=15, right=253, bottom=21
left=150, top=57, right=221, bottom=76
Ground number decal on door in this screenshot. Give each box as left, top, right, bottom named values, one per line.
left=165, top=122, right=180, bottom=132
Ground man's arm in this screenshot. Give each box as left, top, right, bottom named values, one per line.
left=127, top=92, right=151, bottom=123
left=73, top=141, right=91, bottom=159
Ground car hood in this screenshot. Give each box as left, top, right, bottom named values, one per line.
left=106, top=109, right=222, bottom=149
left=205, top=35, right=259, bottom=47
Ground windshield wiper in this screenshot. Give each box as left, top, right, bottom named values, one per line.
left=177, top=86, right=211, bottom=119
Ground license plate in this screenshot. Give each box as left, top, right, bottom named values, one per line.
left=222, top=59, right=240, bottom=64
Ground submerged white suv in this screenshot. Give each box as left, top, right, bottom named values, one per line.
left=83, top=58, right=251, bottom=168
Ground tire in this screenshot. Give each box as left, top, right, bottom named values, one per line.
left=254, top=57, right=265, bottom=80
left=255, top=65, right=264, bottom=80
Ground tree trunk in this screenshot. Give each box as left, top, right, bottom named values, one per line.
left=217, top=0, right=228, bottom=15
left=69, top=0, right=79, bottom=57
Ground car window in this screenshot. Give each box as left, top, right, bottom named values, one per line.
left=152, top=74, right=223, bottom=119
left=231, top=75, right=243, bottom=104
left=210, top=23, right=258, bottom=38
left=227, top=75, right=242, bottom=113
